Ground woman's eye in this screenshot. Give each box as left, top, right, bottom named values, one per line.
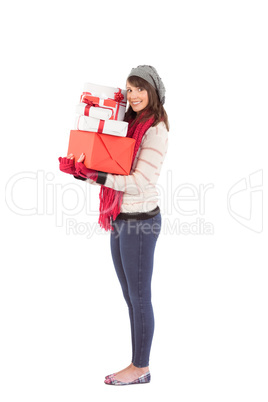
left=138, top=88, right=144, bottom=91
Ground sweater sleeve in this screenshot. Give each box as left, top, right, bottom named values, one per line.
left=96, top=123, right=168, bottom=195
left=73, top=173, right=107, bottom=185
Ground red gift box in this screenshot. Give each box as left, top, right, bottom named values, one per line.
left=67, top=130, right=136, bottom=175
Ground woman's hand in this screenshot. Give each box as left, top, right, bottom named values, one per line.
left=77, top=153, right=85, bottom=163
left=58, top=153, right=76, bottom=175
left=75, top=153, right=98, bottom=180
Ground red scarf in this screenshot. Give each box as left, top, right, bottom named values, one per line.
left=97, top=111, right=155, bottom=231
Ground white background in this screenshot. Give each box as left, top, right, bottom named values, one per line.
left=1, top=0, right=267, bottom=401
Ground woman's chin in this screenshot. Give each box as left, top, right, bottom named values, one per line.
left=132, top=105, right=144, bottom=113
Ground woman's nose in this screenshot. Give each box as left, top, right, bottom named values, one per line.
left=130, top=91, right=139, bottom=100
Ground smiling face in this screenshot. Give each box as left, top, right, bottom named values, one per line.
left=126, top=80, right=149, bottom=114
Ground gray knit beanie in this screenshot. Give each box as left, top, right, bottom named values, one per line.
left=127, top=65, right=166, bottom=105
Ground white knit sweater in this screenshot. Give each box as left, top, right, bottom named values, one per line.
left=85, top=121, right=169, bottom=214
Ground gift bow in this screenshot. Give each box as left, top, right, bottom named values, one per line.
left=82, top=99, right=100, bottom=117
left=83, top=97, right=100, bottom=107
left=114, top=89, right=124, bottom=103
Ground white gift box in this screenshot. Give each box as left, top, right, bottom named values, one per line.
left=74, top=115, right=129, bottom=137
left=80, top=82, right=127, bottom=121
left=75, top=102, right=113, bottom=120
left=82, top=82, right=127, bottom=102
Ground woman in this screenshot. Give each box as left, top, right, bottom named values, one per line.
left=59, top=65, right=169, bottom=386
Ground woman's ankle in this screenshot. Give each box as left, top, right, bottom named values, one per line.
left=132, top=364, right=149, bottom=373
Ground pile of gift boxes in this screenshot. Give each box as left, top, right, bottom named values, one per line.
left=67, top=83, right=135, bottom=175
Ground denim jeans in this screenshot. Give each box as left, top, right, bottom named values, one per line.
left=110, top=212, right=162, bottom=368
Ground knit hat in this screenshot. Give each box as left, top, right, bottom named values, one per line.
left=127, top=65, right=166, bottom=105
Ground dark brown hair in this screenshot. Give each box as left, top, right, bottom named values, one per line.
left=124, top=76, right=169, bottom=131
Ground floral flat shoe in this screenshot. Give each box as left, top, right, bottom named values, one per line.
left=104, top=371, right=151, bottom=386
left=105, top=372, right=115, bottom=379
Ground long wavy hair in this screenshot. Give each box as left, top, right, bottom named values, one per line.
left=124, top=75, right=169, bottom=131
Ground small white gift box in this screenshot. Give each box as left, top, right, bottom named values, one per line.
left=75, top=102, right=113, bottom=120
left=80, top=82, right=127, bottom=121
left=74, top=115, right=129, bottom=137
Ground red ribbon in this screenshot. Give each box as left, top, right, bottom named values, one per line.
left=97, top=120, right=105, bottom=133
left=84, top=101, right=100, bottom=116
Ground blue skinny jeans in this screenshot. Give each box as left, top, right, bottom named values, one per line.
left=110, top=212, right=162, bottom=368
